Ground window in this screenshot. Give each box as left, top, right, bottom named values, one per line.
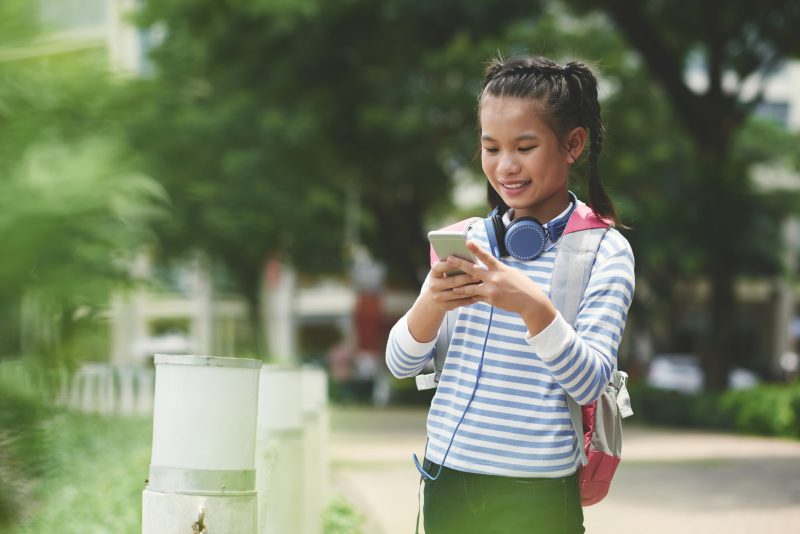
left=755, top=100, right=790, bottom=128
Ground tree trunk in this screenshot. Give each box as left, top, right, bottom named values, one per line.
left=697, top=146, right=737, bottom=391
left=228, top=261, right=267, bottom=360
left=702, top=268, right=736, bottom=391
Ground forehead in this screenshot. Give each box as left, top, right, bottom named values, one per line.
left=479, top=96, right=551, bottom=137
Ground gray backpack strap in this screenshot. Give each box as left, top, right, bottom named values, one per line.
left=434, top=309, right=457, bottom=380
left=551, top=228, right=606, bottom=326
left=415, top=308, right=457, bottom=390
left=553, top=228, right=607, bottom=466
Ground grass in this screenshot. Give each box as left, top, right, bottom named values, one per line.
left=5, top=407, right=365, bottom=534
left=323, top=495, right=365, bottom=534
left=15, top=412, right=152, bottom=534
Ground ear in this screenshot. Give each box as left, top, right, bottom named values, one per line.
left=563, top=127, right=587, bottom=165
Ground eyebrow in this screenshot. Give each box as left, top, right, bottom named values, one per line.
left=481, top=134, right=540, bottom=141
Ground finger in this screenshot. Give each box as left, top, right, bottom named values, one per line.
left=431, top=289, right=478, bottom=311
left=431, top=275, right=481, bottom=300
left=466, top=241, right=501, bottom=268
left=429, top=271, right=476, bottom=290
left=445, top=256, right=485, bottom=281
left=443, top=297, right=477, bottom=310
left=451, top=280, right=485, bottom=299
left=430, top=261, right=451, bottom=278
left=442, top=273, right=481, bottom=289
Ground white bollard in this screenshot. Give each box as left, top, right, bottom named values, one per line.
left=143, top=354, right=261, bottom=534
left=302, top=365, right=329, bottom=534
left=256, top=365, right=305, bottom=534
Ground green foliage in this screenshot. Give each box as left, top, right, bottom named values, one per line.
left=562, top=0, right=800, bottom=390
left=0, top=138, right=166, bottom=303
left=628, top=383, right=732, bottom=430
left=0, top=0, right=38, bottom=47
left=720, top=384, right=800, bottom=438
left=0, top=388, right=52, bottom=529
left=11, top=412, right=152, bottom=534
left=323, top=495, right=365, bottom=534
left=0, top=34, right=166, bottom=367
left=629, top=382, right=800, bottom=438
left=130, top=0, right=548, bottom=289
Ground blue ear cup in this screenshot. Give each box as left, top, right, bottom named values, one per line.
left=484, top=192, right=579, bottom=261
left=484, top=209, right=547, bottom=261
left=505, top=217, right=547, bottom=261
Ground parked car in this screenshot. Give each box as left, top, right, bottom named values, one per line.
left=645, top=353, right=759, bottom=393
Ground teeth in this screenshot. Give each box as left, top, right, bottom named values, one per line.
left=503, top=181, right=530, bottom=189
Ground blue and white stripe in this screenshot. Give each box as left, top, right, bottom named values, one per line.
left=386, top=218, right=635, bottom=478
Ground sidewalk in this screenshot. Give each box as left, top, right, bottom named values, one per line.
left=329, top=406, right=800, bottom=534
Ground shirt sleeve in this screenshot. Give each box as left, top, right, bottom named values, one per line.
left=525, top=243, right=635, bottom=404
left=385, top=275, right=439, bottom=379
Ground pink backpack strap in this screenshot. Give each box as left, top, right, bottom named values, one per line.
left=563, top=204, right=613, bottom=235
left=429, top=218, right=481, bottom=267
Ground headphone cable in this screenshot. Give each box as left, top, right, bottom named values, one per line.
left=413, top=305, right=494, bottom=481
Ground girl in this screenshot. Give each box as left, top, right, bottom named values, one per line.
left=385, top=55, right=635, bottom=533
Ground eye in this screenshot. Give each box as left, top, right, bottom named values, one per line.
left=518, top=146, right=537, bottom=153
left=482, top=146, right=499, bottom=154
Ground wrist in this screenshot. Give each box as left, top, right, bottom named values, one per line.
left=419, top=288, right=446, bottom=315
left=521, top=298, right=557, bottom=337
left=407, top=291, right=447, bottom=343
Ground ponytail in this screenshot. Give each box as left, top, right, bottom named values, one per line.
left=563, top=62, right=618, bottom=224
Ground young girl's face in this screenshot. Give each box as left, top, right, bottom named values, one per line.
left=480, top=96, right=578, bottom=222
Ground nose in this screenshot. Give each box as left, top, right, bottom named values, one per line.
left=497, top=153, right=521, bottom=175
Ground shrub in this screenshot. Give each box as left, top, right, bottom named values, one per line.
left=323, top=495, right=365, bottom=534
left=719, top=384, right=800, bottom=438
left=628, top=381, right=800, bottom=439
left=0, top=388, right=53, bottom=529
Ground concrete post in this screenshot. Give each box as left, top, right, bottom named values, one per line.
left=136, top=366, right=154, bottom=416
left=302, top=365, right=329, bottom=534
left=774, top=216, right=799, bottom=378
left=143, top=355, right=261, bottom=534
left=262, top=260, right=298, bottom=364
left=192, top=258, right=215, bottom=358
left=256, top=365, right=305, bottom=534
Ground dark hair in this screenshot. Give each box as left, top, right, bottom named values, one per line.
left=479, top=55, right=619, bottom=224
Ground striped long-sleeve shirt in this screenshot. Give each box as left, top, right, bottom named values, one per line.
left=386, top=214, right=635, bottom=478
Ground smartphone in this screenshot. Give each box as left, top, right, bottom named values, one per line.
left=428, top=230, right=478, bottom=276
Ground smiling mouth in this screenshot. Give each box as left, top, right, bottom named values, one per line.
left=501, top=180, right=531, bottom=190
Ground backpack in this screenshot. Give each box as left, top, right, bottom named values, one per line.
left=417, top=204, right=634, bottom=506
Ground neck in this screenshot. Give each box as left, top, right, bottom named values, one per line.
left=511, top=191, right=573, bottom=224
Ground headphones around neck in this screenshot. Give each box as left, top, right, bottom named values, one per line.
left=483, top=191, right=578, bottom=261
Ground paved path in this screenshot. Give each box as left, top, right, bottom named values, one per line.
left=329, top=406, right=800, bottom=534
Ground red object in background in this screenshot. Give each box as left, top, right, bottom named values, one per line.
left=355, top=293, right=386, bottom=354
left=264, top=258, right=282, bottom=290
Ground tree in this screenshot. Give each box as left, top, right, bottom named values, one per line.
left=565, top=0, right=800, bottom=389
left=129, top=0, right=800, bottom=382
left=129, top=0, right=542, bottom=353
left=0, top=12, right=166, bottom=368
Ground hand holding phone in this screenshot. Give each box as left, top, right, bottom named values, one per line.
left=428, top=230, right=478, bottom=276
